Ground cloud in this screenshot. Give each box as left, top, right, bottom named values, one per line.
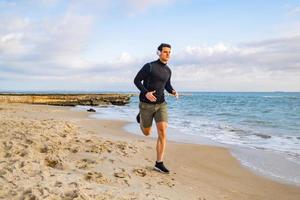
left=1, top=33, right=300, bottom=91
left=0, top=1, right=300, bottom=91
left=166, top=36, right=300, bottom=91
left=0, top=14, right=94, bottom=74
left=172, top=36, right=300, bottom=72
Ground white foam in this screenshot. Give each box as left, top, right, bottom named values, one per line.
left=231, top=147, right=300, bottom=186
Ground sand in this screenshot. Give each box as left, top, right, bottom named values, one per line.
left=0, top=103, right=299, bottom=200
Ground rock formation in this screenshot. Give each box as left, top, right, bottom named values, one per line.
left=0, top=93, right=133, bottom=106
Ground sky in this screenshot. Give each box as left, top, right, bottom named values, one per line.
left=0, top=0, right=300, bottom=92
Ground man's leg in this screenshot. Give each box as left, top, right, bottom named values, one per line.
left=153, top=121, right=170, bottom=173
left=156, top=121, right=168, bottom=162
left=152, top=102, right=169, bottom=173
left=139, top=110, right=152, bottom=136
left=139, top=102, right=154, bottom=136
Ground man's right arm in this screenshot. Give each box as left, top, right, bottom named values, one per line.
left=134, top=63, right=150, bottom=96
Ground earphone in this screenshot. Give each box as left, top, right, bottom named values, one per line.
left=156, top=50, right=161, bottom=56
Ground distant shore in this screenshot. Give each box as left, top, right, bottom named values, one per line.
left=0, top=93, right=132, bottom=106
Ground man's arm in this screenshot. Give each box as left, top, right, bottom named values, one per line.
left=165, top=69, right=178, bottom=99
left=165, top=68, right=175, bottom=94
left=165, top=76, right=175, bottom=94
left=134, top=63, right=150, bottom=96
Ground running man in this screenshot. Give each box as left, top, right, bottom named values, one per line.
left=134, top=43, right=178, bottom=174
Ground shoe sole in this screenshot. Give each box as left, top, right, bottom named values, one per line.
left=153, top=166, right=170, bottom=174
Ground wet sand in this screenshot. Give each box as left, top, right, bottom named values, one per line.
left=0, top=103, right=299, bottom=199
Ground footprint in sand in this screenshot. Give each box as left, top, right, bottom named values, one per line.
left=157, top=179, right=175, bottom=188
left=39, top=144, right=48, bottom=153
left=2, top=141, right=13, bottom=151
left=84, top=171, right=110, bottom=184
left=133, top=168, right=147, bottom=177
left=75, top=139, right=81, bottom=143
left=145, top=182, right=152, bottom=189
left=20, top=188, right=37, bottom=200
left=114, top=142, right=138, bottom=156
left=114, top=168, right=131, bottom=186
left=44, top=157, right=64, bottom=170
left=54, top=181, right=63, bottom=187
left=61, top=190, right=79, bottom=200
left=25, top=138, right=34, bottom=145
left=113, top=172, right=128, bottom=178
left=85, top=144, right=109, bottom=154
left=69, top=145, right=81, bottom=153
left=76, top=158, right=97, bottom=169
left=68, top=182, right=79, bottom=188
left=85, top=139, right=92, bottom=143
left=113, top=168, right=130, bottom=179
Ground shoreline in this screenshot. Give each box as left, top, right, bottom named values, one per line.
left=122, top=121, right=300, bottom=187
left=1, top=103, right=300, bottom=199
left=76, top=104, right=300, bottom=187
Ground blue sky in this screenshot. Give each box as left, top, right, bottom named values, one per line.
left=0, top=0, right=300, bottom=92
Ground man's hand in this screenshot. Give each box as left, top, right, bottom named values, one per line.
left=145, top=91, right=157, bottom=102
left=172, top=90, right=179, bottom=99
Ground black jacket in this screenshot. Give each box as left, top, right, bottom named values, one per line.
left=134, top=59, right=174, bottom=104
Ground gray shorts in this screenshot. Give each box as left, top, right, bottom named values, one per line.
left=139, top=101, right=168, bottom=128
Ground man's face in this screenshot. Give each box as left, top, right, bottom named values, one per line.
left=159, top=47, right=171, bottom=62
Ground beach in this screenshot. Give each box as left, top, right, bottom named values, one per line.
left=0, top=103, right=300, bottom=200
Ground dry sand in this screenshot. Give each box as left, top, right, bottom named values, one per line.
left=0, top=103, right=299, bottom=200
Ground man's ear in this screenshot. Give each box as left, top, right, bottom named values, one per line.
left=156, top=50, right=161, bottom=56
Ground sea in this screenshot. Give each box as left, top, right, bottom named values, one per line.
left=74, top=92, right=300, bottom=186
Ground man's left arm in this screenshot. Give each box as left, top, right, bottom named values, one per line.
left=165, top=69, right=178, bottom=98
left=165, top=76, right=174, bottom=94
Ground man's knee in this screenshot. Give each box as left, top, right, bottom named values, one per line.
left=157, top=122, right=167, bottom=131
left=156, top=122, right=167, bottom=138
left=141, top=127, right=151, bottom=136
left=157, top=126, right=166, bottom=133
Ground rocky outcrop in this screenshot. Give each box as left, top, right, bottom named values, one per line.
left=0, top=93, right=133, bottom=106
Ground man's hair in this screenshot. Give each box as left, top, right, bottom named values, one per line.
left=158, top=43, right=171, bottom=51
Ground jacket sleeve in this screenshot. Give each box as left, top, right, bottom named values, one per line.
left=134, top=63, right=150, bottom=96
left=165, top=68, right=174, bottom=94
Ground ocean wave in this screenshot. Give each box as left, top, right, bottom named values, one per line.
left=254, top=133, right=272, bottom=139
left=216, top=112, right=239, bottom=116
left=263, top=95, right=300, bottom=99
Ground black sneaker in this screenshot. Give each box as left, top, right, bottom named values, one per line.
left=136, top=113, right=140, bottom=124
left=153, top=161, right=170, bottom=174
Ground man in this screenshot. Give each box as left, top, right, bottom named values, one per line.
left=134, top=43, right=178, bottom=174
